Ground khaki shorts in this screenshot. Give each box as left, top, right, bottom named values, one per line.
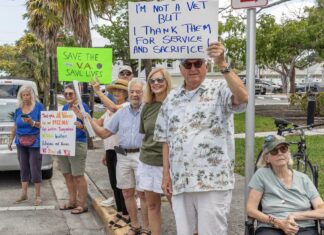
left=58, top=142, right=87, bottom=176
left=116, top=152, right=142, bottom=191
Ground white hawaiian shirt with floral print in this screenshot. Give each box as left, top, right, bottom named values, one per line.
left=153, top=78, right=246, bottom=195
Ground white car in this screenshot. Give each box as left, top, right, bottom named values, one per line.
left=0, top=78, right=53, bottom=179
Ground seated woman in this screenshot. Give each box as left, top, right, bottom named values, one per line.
left=247, top=135, right=324, bottom=235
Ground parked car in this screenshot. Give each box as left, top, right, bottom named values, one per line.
left=260, top=81, right=283, bottom=93
left=295, top=82, right=324, bottom=93
left=243, top=78, right=267, bottom=95
left=0, top=78, right=53, bottom=179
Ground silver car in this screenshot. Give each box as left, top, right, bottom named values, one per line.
left=0, top=79, right=53, bottom=179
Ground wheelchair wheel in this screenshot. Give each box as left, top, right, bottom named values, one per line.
left=293, top=155, right=316, bottom=185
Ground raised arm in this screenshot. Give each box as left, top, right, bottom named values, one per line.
left=207, top=42, right=248, bottom=105
left=90, top=78, right=124, bottom=112
left=87, top=115, right=113, bottom=139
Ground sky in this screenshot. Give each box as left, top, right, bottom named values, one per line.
left=0, top=0, right=317, bottom=46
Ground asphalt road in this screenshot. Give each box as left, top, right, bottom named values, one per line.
left=0, top=160, right=105, bottom=235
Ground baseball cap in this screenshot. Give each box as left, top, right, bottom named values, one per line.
left=118, top=65, right=133, bottom=74
left=262, top=135, right=289, bottom=154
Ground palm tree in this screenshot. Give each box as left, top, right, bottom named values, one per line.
left=25, top=0, right=63, bottom=108
left=48, top=0, right=115, bottom=111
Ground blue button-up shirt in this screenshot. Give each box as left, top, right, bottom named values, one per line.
left=105, top=103, right=144, bottom=149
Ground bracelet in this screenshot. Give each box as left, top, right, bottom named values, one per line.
left=268, top=215, right=276, bottom=226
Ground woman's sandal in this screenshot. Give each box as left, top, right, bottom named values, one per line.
left=139, top=228, right=151, bottom=235
left=15, top=195, right=28, bottom=204
left=71, top=206, right=88, bottom=214
left=34, top=197, right=42, bottom=206
left=124, top=225, right=141, bottom=235
left=59, top=202, right=77, bottom=210
left=112, top=215, right=131, bottom=229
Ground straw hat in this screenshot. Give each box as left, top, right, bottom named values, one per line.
left=106, top=79, right=128, bottom=93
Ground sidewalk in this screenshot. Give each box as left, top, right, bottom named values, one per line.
left=85, top=140, right=245, bottom=235
left=85, top=127, right=324, bottom=235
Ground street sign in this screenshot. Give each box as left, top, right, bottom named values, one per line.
left=231, top=0, right=268, bottom=9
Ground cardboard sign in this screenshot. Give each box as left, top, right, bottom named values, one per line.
left=57, top=47, right=112, bottom=83
left=40, top=111, right=76, bottom=156
left=128, top=0, right=219, bottom=59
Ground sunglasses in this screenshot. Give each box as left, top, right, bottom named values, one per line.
left=269, top=145, right=288, bottom=156
left=148, top=77, right=165, bottom=84
left=181, top=60, right=205, bottom=69
left=119, top=71, right=132, bottom=76
left=64, top=92, right=75, bottom=97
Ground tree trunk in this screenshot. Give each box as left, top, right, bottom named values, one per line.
left=289, top=66, right=296, bottom=93
left=143, top=59, right=152, bottom=79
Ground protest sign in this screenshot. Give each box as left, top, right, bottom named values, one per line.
left=57, top=47, right=112, bottom=83
left=40, top=111, right=76, bottom=156
left=128, top=0, right=218, bottom=59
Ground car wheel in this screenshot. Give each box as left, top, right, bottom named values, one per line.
left=42, top=168, right=53, bottom=179
left=261, top=88, right=266, bottom=95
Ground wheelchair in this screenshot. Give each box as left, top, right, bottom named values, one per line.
left=245, top=147, right=324, bottom=234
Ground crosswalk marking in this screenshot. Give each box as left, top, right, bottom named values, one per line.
left=0, top=205, right=56, bottom=211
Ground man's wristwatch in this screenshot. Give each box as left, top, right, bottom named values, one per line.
left=220, top=64, right=232, bottom=74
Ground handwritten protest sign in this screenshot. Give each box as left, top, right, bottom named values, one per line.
left=128, top=0, right=218, bottom=59
left=57, top=47, right=112, bottom=83
left=40, top=111, right=76, bottom=156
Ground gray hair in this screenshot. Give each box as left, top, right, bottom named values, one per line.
left=17, top=85, right=38, bottom=109
left=128, top=78, right=146, bottom=92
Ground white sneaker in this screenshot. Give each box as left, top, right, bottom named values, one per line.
left=100, top=197, right=115, bottom=207
left=136, top=197, right=141, bottom=210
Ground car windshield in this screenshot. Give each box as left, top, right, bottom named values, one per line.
left=0, top=101, right=17, bottom=122
left=0, top=84, right=21, bottom=98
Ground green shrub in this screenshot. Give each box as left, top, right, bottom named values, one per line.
left=289, top=92, right=324, bottom=116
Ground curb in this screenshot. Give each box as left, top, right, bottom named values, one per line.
left=85, top=173, right=129, bottom=235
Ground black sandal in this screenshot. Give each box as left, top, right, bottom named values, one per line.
left=124, top=225, right=141, bottom=235
left=109, top=213, right=122, bottom=226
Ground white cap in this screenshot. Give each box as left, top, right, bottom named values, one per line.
left=118, top=65, right=133, bottom=74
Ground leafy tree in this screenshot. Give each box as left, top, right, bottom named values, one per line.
left=256, top=14, right=317, bottom=93
left=94, top=0, right=152, bottom=77
left=0, top=34, right=49, bottom=106
left=219, top=15, right=246, bottom=71
left=305, top=0, right=324, bottom=59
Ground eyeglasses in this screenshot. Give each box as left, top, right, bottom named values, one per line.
left=269, top=145, right=288, bottom=155
left=148, top=77, right=165, bottom=84
left=119, top=71, right=132, bottom=76
left=64, top=92, right=75, bottom=97
left=181, top=60, right=205, bottom=69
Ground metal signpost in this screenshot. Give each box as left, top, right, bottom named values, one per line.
left=231, top=0, right=268, bottom=233
left=231, top=0, right=268, bottom=9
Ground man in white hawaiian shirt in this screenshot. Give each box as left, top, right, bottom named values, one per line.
left=154, top=42, right=248, bottom=235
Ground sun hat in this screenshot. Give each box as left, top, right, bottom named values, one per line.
left=106, top=79, right=128, bottom=93
left=118, top=65, right=133, bottom=74
left=262, top=135, right=289, bottom=154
